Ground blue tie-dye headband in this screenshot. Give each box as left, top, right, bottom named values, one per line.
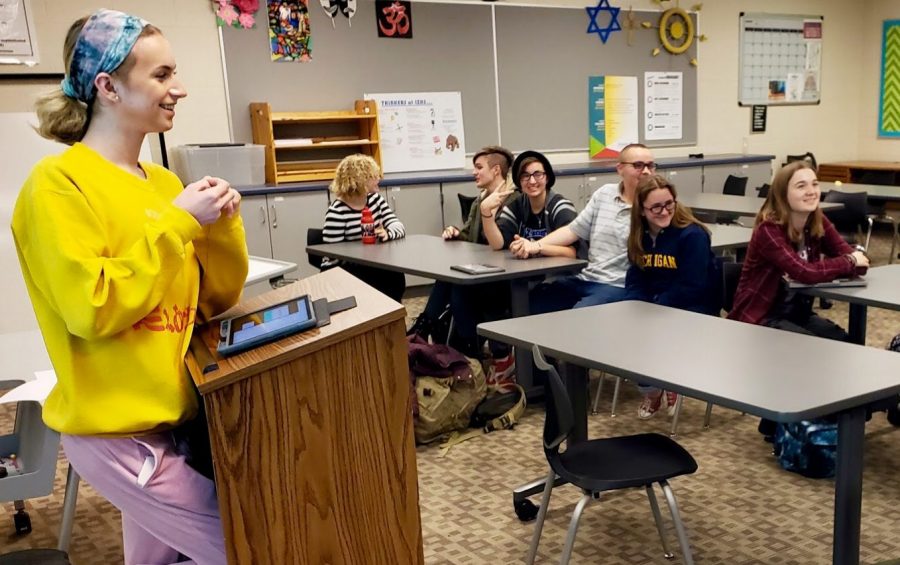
left=60, top=9, right=148, bottom=104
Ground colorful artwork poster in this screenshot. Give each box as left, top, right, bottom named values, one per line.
left=588, top=76, right=638, bottom=159
left=376, top=1, right=412, bottom=39
left=879, top=20, right=900, bottom=137
left=268, top=0, right=312, bottom=62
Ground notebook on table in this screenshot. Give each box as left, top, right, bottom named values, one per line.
left=785, top=277, right=867, bottom=289
left=450, top=263, right=505, bottom=275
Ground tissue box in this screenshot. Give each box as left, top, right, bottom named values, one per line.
left=170, top=144, right=265, bottom=187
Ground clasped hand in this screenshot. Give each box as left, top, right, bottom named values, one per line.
left=509, top=234, right=539, bottom=259
left=173, top=176, right=241, bottom=226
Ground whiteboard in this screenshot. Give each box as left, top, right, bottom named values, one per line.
left=364, top=91, right=466, bottom=173
left=738, top=13, right=823, bottom=106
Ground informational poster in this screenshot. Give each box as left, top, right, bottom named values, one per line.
left=588, top=76, right=638, bottom=159
left=0, top=0, right=39, bottom=65
left=644, top=71, right=683, bottom=141
left=365, top=91, right=466, bottom=173
left=738, top=14, right=823, bottom=106
left=879, top=20, right=900, bottom=138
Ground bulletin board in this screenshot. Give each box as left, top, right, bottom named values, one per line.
left=738, top=13, right=823, bottom=106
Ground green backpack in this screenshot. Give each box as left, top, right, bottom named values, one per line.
left=414, top=357, right=487, bottom=444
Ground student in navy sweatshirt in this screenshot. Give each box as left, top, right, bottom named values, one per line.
left=624, top=174, right=720, bottom=418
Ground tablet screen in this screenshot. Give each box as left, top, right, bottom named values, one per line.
left=228, top=297, right=312, bottom=346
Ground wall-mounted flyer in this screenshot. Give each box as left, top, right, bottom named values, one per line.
left=588, top=76, right=639, bottom=159
left=364, top=91, right=466, bottom=173
left=644, top=72, right=683, bottom=141
left=0, top=0, right=40, bottom=65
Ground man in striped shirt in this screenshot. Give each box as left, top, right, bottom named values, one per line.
left=520, top=144, right=657, bottom=313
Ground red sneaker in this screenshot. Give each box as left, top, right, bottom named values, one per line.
left=665, top=391, right=679, bottom=417
left=638, top=391, right=663, bottom=419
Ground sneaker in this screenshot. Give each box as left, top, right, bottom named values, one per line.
left=487, top=353, right=516, bottom=391
left=665, top=391, right=679, bottom=417
left=638, top=391, right=663, bottom=419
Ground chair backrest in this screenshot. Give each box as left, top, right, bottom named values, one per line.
left=756, top=183, right=770, bottom=198
left=307, top=228, right=325, bottom=269
left=723, top=175, right=748, bottom=196
left=785, top=151, right=818, bottom=171
left=457, top=193, right=477, bottom=223
left=531, top=345, right=573, bottom=453
left=721, top=261, right=744, bottom=313
left=822, top=190, right=869, bottom=234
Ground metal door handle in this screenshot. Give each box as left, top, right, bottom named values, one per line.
left=270, top=203, right=277, bottom=228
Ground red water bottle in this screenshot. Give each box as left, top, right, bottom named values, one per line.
left=360, top=206, right=377, bottom=244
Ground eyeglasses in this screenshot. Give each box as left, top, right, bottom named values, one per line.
left=520, top=171, right=547, bottom=183
left=644, top=200, right=676, bottom=215
left=622, top=161, right=657, bottom=172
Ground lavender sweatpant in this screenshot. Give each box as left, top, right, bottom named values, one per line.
left=61, top=432, right=226, bottom=565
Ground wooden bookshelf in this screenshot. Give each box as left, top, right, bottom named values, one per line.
left=250, top=100, right=381, bottom=184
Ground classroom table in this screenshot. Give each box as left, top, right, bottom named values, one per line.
left=307, top=234, right=587, bottom=393
left=681, top=193, right=843, bottom=215
left=819, top=181, right=900, bottom=203
left=245, top=256, right=297, bottom=288
left=796, top=264, right=900, bottom=345
left=478, top=300, right=900, bottom=565
left=705, top=223, right=753, bottom=252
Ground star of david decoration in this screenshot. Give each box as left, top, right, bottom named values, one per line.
left=585, top=0, right=622, bottom=44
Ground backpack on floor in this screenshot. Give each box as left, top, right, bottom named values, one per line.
left=773, top=419, right=837, bottom=479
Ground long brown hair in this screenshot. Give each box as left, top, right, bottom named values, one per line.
left=34, top=17, right=160, bottom=145
left=627, top=174, right=709, bottom=267
left=754, top=161, right=824, bottom=243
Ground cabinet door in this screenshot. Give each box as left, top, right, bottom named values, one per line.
left=441, top=181, right=480, bottom=228
left=384, top=183, right=444, bottom=287
left=662, top=167, right=703, bottom=197
left=268, top=191, right=331, bottom=280
left=239, top=195, right=273, bottom=258
left=703, top=162, right=772, bottom=195
left=582, top=173, right=620, bottom=208
left=552, top=175, right=583, bottom=211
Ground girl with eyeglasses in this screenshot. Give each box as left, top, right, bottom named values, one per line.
left=624, top=175, right=720, bottom=419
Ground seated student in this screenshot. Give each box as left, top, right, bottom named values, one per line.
left=727, top=160, right=869, bottom=338
left=407, top=146, right=516, bottom=342
left=623, top=175, right=720, bottom=418
left=453, top=150, right=577, bottom=383
left=321, top=154, right=406, bottom=302
left=511, top=143, right=656, bottom=313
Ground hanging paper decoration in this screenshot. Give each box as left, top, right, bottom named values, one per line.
left=268, top=0, right=312, bottom=62
left=642, top=0, right=705, bottom=65
left=585, top=0, right=622, bottom=44
left=320, top=0, right=356, bottom=28
left=376, top=1, right=412, bottom=39
left=320, top=0, right=337, bottom=28
left=212, top=0, right=260, bottom=29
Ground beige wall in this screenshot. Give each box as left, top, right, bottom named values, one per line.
left=0, top=0, right=894, bottom=334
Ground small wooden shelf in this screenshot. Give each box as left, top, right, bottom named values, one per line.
left=250, top=100, right=381, bottom=184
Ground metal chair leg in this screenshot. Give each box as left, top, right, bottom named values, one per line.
left=559, top=492, right=592, bottom=565
left=645, top=484, right=675, bottom=560
left=670, top=394, right=684, bottom=438
left=591, top=371, right=606, bottom=415
left=703, top=402, right=714, bottom=429
left=610, top=377, right=622, bottom=417
left=57, top=464, right=80, bottom=552
left=660, top=480, right=694, bottom=565
left=525, top=468, right=557, bottom=565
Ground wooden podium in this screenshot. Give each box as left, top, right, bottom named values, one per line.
left=186, top=268, right=423, bottom=564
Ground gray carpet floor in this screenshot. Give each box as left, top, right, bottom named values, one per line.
left=2, top=227, right=899, bottom=564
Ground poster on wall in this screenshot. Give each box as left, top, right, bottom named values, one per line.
left=268, top=0, right=312, bottom=62
left=644, top=71, right=683, bottom=141
left=879, top=20, right=900, bottom=138
left=588, top=76, right=638, bottom=159
left=0, top=0, right=39, bottom=65
left=364, top=92, right=466, bottom=173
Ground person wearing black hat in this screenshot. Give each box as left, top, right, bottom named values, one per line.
left=480, top=150, right=578, bottom=257
left=514, top=143, right=657, bottom=314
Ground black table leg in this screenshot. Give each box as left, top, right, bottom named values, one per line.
left=833, top=406, right=866, bottom=565
left=560, top=361, right=588, bottom=444
left=847, top=304, right=867, bottom=346
left=509, top=279, right=535, bottom=395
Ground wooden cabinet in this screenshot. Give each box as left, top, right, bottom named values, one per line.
left=582, top=172, right=620, bottom=208
left=239, top=195, right=274, bottom=258
left=250, top=100, right=381, bottom=185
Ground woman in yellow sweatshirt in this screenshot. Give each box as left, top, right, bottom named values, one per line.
left=11, top=10, right=247, bottom=564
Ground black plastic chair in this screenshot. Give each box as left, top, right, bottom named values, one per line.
left=457, top=193, right=477, bottom=223
left=722, top=261, right=744, bottom=314
left=822, top=191, right=873, bottom=250
left=306, top=228, right=325, bottom=269
left=785, top=151, right=818, bottom=170
left=527, top=345, right=696, bottom=565
left=756, top=183, right=770, bottom=198
left=722, top=175, right=748, bottom=196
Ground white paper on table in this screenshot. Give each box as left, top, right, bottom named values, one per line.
left=0, top=370, right=56, bottom=406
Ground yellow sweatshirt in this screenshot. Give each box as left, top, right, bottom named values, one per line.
left=11, top=143, right=249, bottom=436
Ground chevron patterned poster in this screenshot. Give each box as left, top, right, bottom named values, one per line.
left=879, top=20, right=900, bottom=137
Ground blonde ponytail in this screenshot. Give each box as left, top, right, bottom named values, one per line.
left=34, top=88, right=89, bottom=145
